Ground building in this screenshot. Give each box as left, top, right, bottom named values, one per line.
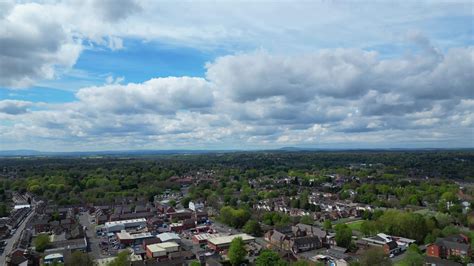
left=104, top=218, right=146, bottom=233
left=146, top=242, right=180, bottom=259
left=116, top=231, right=155, bottom=245
left=192, top=233, right=222, bottom=245
left=44, top=253, right=64, bottom=265
left=426, top=234, right=471, bottom=259
left=265, top=224, right=328, bottom=254
left=361, top=233, right=415, bottom=255
left=207, top=234, right=255, bottom=252
left=156, top=232, right=181, bottom=243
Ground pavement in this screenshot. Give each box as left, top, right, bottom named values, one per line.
left=0, top=207, right=35, bottom=265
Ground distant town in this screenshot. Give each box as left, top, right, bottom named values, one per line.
left=0, top=151, right=473, bottom=266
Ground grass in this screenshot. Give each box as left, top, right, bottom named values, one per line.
left=345, top=220, right=364, bottom=231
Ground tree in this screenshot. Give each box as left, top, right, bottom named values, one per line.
left=399, top=246, right=424, bottom=266
left=255, top=250, right=287, bottom=266
left=334, top=224, right=353, bottom=248
left=323, top=220, right=332, bottom=230
left=0, top=203, right=9, bottom=217
left=190, top=261, right=201, bottom=266
left=108, top=251, right=129, bottom=266
left=67, top=251, right=93, bottom=266
left=359, top=247, right=392, bottom=266
left=220, top=206, right=251, bottom=228
left=34, top=233, right=51, bottom=252
left=228, top=237, right=247, bottom=266
left=243, top=220, right=263, bottom=237
left=300, top=215, right=313, bottom=225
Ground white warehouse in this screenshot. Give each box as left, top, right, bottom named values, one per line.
left=104, top=218, right=146, bottom=232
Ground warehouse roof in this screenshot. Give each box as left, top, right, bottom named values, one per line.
left=208, top=234, right=255, bottom=246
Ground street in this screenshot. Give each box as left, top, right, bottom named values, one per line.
left=78, top=211, right=110, bottom=260
left=0, top=208, right=35, bottom=265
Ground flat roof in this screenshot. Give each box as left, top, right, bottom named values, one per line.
left=194, top=233, right=222, bottom=241
left=208, top=234, right=255, bottom=246
left=116, top=231, right=153, bottom=240
left=105, top=218, right=146, bottom=227
left=156, top=242, right=179, bottom=248
left=147, top=244, right=166, bottom=253
left=44, top=253, right=63, bottom=260
left=157, top=232, right=181, bottom=242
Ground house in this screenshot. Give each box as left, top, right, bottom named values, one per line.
left=290, top=236, right=321, bottom=254
left=266, top=224, right=327, bottom=254
left=426, top=234, right=471, bottom=259
left=6, top=249, right=29, bottom=266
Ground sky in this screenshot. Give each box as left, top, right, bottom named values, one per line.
left=0, top=0, right=473, bottom=151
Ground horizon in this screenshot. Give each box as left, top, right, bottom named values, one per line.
left=1, top=1, right=473, bottom=151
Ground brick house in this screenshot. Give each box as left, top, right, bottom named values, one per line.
left=427, top=234, right=471, bottom=259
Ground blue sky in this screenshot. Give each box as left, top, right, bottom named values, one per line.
left=0, top=1, right=473, bottom=151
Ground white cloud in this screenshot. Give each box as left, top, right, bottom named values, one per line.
left=0, top=100, right=32, bottom=115
left=2, top=45, right=473, bottom=150
left=75, top=77, right=214, bottom=115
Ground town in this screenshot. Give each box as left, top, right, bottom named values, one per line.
left=0, top=151, right=473, bottom=266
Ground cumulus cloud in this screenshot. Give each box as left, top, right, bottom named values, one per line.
left=0, top=0, right=472, bottom=150
left=2, top=45, right=473, bottom=150
left=0, top=2, right=83, bottom=88
left=91, top=0, right=141, bottom=22
left=0, top=100, right=32, bottom=115
left=75, top=77, right=214, bottom=115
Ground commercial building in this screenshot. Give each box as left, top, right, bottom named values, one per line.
left=207, top=234, right=255, bottom=252
left=360, top=233, right=415, bottom=256
left=104, top=218, right=146, bottom=233
left=116, top=231, right=155, bottom=245
left=192, top=233, right=222, bottom=244
left=146, top=242, right=180, bottom=259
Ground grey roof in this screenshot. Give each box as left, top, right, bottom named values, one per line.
left=424, top=256, right=462, bottom=266
left=292, top=236, right=321, bottom=246
left=435, top=238, right=470, bottom=253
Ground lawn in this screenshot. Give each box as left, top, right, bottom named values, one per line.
left=345, top=220, right=364, bottom=231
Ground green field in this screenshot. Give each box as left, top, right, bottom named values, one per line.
left=345, top=220, right=364, bottom=231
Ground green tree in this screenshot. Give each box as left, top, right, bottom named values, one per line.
left=190, top=261, right=201, bottom=266
left=243, top=220, right=263, bottom=237
left=255, top=250, right=287, bottom=266
left=359, top=247, right=392, bottom=266
left=300, top=215, right=313, bottom=225
left=360, top=220, right=377, bottom=236
left=66, top=251, right=93, bottom=266
left=334, top=224, right=353, bottom=248
left=323, top=220, right=332, bottom=230
left=34, top=233, right=51, bottom=252
left=107, top=251, right=129, bottom=266
left=0, top=203, right=9, bottom=217
left=228, top=237, right=247, bottom=266
left=399, top=246, right=424, bottom=266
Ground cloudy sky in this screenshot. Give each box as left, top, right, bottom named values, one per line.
left=0, top=0, right=473, bottom=151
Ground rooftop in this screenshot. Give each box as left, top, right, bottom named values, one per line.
left=105, top=218, right=146, bottom=227
left=208, top=233, right=255, bottom=246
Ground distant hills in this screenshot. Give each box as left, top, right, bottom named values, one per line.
left=0, top=147, right=472, bottom=157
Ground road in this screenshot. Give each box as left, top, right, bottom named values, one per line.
left=0, top=208, right=35, bottom=265
left=78, top=211, right=110, bottom=260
